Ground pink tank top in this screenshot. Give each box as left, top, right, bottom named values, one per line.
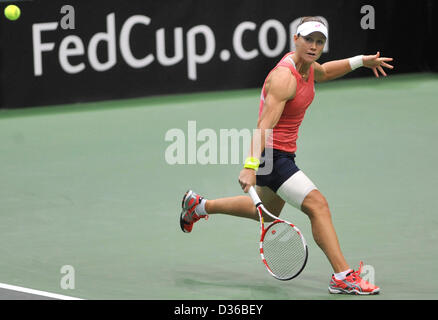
left=259, top=52, right=315, bottom=153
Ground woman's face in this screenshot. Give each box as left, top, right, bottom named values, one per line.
left=294, top=32, right=326, bottom=63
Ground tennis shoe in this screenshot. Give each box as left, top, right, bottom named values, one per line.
left=180, top=190, right=208, bottom=233
left=328, top=261, right=380, bottom=295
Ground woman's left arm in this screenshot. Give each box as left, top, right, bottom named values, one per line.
left=314, top=51, right=394, bottom=82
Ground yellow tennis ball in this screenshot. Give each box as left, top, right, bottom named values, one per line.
left=4, top=5, right=21, bottom=21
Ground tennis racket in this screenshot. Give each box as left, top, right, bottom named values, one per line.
left=248, top=186, right=308, bottom=280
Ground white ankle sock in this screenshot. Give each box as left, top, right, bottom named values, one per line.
left=334, top=269, right=352, bottom=280
left=194, top=199, right=207, bottom=216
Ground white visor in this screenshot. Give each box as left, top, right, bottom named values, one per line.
left=296, top=21, right=328, bottom=39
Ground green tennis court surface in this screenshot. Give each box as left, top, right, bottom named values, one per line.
left=1, top=73, right=437, bottom=299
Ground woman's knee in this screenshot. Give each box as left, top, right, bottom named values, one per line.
left=301, top=190, right=330, bottom=218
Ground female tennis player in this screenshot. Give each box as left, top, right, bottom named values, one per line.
left=179, top=17, right=393, bottom=295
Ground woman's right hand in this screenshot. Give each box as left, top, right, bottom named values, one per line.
left=238, top=168, right=257, bottom=193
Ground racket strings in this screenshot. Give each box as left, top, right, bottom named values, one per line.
left=262, top=222, right=307, bottom=279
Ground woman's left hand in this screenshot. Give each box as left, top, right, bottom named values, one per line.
left=363, top=51, right=394, bottom=77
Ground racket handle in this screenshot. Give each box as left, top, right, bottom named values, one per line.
left=248, top=186, right=262, bottom=206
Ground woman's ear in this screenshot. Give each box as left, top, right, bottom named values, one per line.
left=293, top=34, right=299, bottom=48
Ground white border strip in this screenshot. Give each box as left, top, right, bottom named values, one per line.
left=0, top=282, right=83, bottom=300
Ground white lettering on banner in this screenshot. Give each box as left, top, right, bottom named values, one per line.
left=233, top=21, right=258, bottom=60
left=186, top=25, right=216, bottom=80
left=88, top=13, right=117, bottom=72
left=32, top=22, right=58, bottom=76
left=258, top=19, right=287, bottom=57
left=32, top=13, right=330, bottom=79
left=120, top=15, right=155, bottom=68
left=156, top=27, right=184, bottom=66
left=58, top=35, right=85, bottom=74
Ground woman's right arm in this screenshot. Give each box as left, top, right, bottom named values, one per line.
left=239, top=67, right=297, bottom=192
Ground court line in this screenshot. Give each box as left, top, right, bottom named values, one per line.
left=0, top=282, right=83, bottom=300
